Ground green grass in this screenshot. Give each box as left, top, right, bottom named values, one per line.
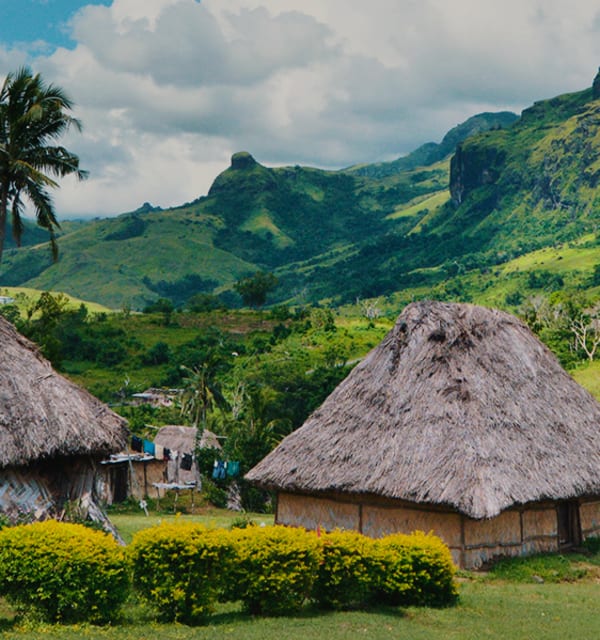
left=2, top=581, right=600, bottom=639
left=108, top=508, right=273, bottom=544
left=570, top=360, right=600, bottom=398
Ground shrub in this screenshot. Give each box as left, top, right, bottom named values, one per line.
left=0, top=521, right=130, bottom=623
left=130, top=523, right=234, bottom=624
left=377, top=531, right=459, bottom=607
left=313, top=530, right=383, bottom=610
left=227, top=525, right=321, bottom=615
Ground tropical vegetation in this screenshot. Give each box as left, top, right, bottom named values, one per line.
left=0, top=67, right=86, bottom=263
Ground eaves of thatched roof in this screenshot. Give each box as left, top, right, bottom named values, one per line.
left=0, top=316, right=128, bottom=468
left=246, top=301, right=600, bottom=519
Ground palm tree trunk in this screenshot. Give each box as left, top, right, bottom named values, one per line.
left=0, top=186, right=8, bottom=264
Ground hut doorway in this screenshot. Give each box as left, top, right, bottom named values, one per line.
left=110, top=465, right=129, bottom=503
left=557, top=501, right=581, bottom=548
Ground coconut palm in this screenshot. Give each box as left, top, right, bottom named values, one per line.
left=0, top=67, right=87, bottom=263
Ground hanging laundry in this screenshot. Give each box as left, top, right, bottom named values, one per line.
left=227, top=460, right=241, bottom=477
left=131, top=435, right=143, bottom=452
left=163, top=447, right=171, bottom=460
left=169, top=449, right=178, bottom=461
left=212, top=460, right=227, bottom=480
left=154, top=443, right=165, bottom=460
left=180, top=453, right=193, bottom=470
left=143, top=440, right=155, bottom=456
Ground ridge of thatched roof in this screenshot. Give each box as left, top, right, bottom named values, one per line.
left=0, top=316, right=128, bottom=468
left=246, top=301, right=600, bottom=519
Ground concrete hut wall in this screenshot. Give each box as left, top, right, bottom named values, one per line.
left=276, top=492, right=600, bottom=569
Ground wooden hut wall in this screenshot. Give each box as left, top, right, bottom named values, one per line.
left=276, top=492, right=600, bottom=569
left=123, top=459, right=168, bottom=500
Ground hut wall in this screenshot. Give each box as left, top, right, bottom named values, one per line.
left=129, top=460, right=168, bottom=500
left=580, top=499, right=600, bottom=539
left=276, top=492, right=600, bottom=569
left=277, top=493, right=360, bottom=531
left=0, top=469, right=54, bottom=520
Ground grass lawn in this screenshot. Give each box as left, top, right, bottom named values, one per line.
left=2, top=581, right=600, bottom=639
left=2, top=509, right=600, bottom=639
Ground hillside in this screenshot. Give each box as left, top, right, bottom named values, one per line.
left=3, top=71, right=600, bottom=312
left=0, top=113, right=514, bottom=309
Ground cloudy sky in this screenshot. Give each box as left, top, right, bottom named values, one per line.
left=1, top=0, right=599, bottom=218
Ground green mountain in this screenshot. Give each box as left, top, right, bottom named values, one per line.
left=2, top=72, right=600, bottom=311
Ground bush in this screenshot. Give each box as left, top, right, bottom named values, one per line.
left=0, top=521, right=130, bottom=623
left=130, top=523, right=234, bottom=624
left=227, top=525, right=321, bottom=615
left=313, top=530, right=383, bottom=610
left=377, top=531, right=459, bottom=607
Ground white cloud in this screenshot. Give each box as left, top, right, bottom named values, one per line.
left=7, top=0, right=600, bottom=217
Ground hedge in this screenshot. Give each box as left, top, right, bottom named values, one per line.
left=0, top=521, right=130, bottom=624
left=377, top=531, right=459, bottom=606
left=227, top=525, right=322, bottom=615
left=0, top=520, right=458, bottom=626
left=313, top=530, right=384, bottom=610
left=129, top=522, right=234, bottom=624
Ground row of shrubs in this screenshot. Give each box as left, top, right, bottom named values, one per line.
left=0, top=521, right=458, bottom=625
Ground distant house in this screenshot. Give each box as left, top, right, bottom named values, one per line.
left=247, top=301, right=600, bottom=569
left=0, top=296, right=15, bottom=305
left=130, top=388, right=180, bottom=407
left=0, top=316, right=128, bottom=527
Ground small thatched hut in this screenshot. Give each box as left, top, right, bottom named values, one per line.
left=247, top=301, right=600, bottom=568
left=97, top=425, right=222, bottom=503
left=0, top=316, right=128, bottom=524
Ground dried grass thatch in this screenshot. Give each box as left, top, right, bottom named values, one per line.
left=0, top=316, right=128, bottom=468
left=247, top=301, right=600, bottom=519
left=153, top=425, right=221, bottom=453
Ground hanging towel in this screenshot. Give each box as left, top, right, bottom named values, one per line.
left=227, top=461, right=241, bottom=477
left=180, top=453, right=193, bottom=470
left=154, top=444, right=165, bottom=460
left=169, top=449, right=178, bottom=461
left=143, top=440, right=156, bottom=456
left=163, top=447, right=171, bottom=460
left=131, top=435, right=143, bottom=452
left=212, top=459, right=219, bottom=480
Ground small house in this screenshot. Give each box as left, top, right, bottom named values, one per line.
left=0, top=316, right=128, bottom=526
left=247, top=301, right=600, bottom=568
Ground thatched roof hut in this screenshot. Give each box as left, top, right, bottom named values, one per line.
left=247, top=301, right=600, bottom=567
left=0, top=316, right=128, bottom=523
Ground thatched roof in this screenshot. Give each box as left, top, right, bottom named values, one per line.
left=153, top=425, right=221, bottom=452
left=247, top=301, right=600, bottom=519
left=0, top=316, right=128, bottom=468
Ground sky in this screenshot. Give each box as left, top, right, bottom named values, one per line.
left=0, top=0, right=599, bottom=218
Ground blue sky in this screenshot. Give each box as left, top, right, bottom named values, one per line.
left=0, top=1, right=598, bottom=218
left=0, top=1, right=111, bottom=52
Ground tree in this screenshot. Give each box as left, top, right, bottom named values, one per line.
left=0, top=67, right=87, bottom=263
left=234, top=271, right=278, bottom=308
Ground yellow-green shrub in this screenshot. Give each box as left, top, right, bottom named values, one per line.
left=377, top=531, right=459, bottom=607
left=129, top=522, right=234, bottom=624
left=227, top=525, right=321, bottom=615
left=0, top=521, right=130, bottom=623
left=313, top=530, right=383, bottom=609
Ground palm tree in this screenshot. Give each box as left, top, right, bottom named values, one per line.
left=0, top=67, right=87, bottom=263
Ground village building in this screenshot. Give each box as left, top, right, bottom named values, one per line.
left=247, top=301, right=600, bottom=569
left=0, top=316, right=128, bottom=527
left=130, top=388, right=179, bottom=408
left=97, top=425, right=221, bottom=504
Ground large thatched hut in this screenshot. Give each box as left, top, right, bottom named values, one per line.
left=0, top=316, right=128, bottom=524
left=247, top=301, right=600, bottom=568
